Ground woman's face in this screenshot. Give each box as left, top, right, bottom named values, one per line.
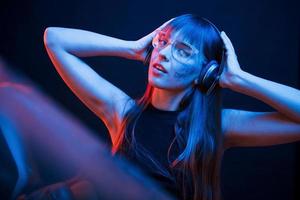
left=148, top=27, right=202, bottom=92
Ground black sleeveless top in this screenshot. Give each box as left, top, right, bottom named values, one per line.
left=117, top=103, right=192, bottom=199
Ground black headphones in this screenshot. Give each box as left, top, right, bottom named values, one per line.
left=144, top=18, right=224, bottom=96
left=195, top=18, right=225, bottom=95
left=196, top=55, right=224, bottom=95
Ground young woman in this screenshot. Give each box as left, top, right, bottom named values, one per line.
left=44, top=14, right=300, bottom=200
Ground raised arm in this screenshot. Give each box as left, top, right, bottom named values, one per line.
left=43, top=27, right=141, bottom=144
left=43, top=21, right=172, bottom=144
left=44, top=27, right=139, bottom=58
left=219, top=32, right=300, bottom=149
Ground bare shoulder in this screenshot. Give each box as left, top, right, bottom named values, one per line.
left=221, top=108, right=300, bottom=149
left=115, top=97, right=137, bottom=121
left=221, top=108, right=259, bottom=133
left=221, top=108, right=255, bottom=148
left=221, top=108, right=234, bottom=133
left=105, top=96, right=137, bottom=142
left=221, top=108, right=265, bottom=148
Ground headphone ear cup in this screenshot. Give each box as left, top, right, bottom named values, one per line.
left=197, top=60, right=220, bottom=94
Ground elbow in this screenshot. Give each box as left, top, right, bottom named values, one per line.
left=43, top=27, right=61, bottom=49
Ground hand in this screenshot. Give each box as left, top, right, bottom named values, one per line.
left=133, top=18, right=174, bottom=62
left=219, top=31, right=244, bottom=89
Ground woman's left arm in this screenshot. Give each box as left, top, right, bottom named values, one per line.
left=219, top=32, right=300, bottom=149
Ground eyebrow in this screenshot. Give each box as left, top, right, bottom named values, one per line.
left=157, top=31, right=167, bottom=37
left=158, top=32, right=191, bottom=45
left=174, top=39, right=195, bottom=50
left=157, top=31, right=199, bottom=52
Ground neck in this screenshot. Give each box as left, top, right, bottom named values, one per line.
left=151, top=87, right=193, bottom=111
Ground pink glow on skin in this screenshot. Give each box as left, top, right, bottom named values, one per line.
left=148, top=26, right=200, bottom=92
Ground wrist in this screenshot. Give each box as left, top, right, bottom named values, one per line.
left=225, top=69, right=248, bottom=91
left=116, top=40, right=138, bottom=60
left=128, top=40, right=146, bottom=62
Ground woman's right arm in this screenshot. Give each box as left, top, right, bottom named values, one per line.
left=43, top=19, right=172, bottom=143
left=43, top=27, right=139, bottom=144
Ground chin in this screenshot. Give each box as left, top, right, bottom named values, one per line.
left=148, top=79, right=163, bottom=89
left=148, top=78, right=166, bottom=89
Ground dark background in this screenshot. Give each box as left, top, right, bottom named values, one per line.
left=0, top=0, right=299, bottom=199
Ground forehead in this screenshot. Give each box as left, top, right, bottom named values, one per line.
left=160, top=25, right=192, bottom=44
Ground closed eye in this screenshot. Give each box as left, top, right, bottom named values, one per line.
left=174, top=42, right=193, bottom=57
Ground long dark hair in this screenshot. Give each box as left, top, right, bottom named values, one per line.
left=112, top=14, right=224, bottom=200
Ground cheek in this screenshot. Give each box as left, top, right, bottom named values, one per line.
left=164, top=68, right=197, bottom=90
left=172, top=63, right=200, bottom=84
left=150, top=49, right=159, bottom=61
left=173, top=67, right=195, bottom=79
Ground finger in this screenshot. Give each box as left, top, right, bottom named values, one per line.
left=139, top=29, right=157, bottom=45
left=139, top=18, right=175, bottom=46
left=220, top=31, right=235, bottom=54
left=142, top=18, right=175, bottom=42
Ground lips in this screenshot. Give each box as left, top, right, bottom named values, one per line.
left=152, top=63, right=168, bottom=73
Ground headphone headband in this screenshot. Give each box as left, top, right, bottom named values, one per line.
left=196, top=18, right=225, bottom=95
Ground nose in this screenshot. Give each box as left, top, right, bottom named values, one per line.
left=157, top=44, right=171, bottom=62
